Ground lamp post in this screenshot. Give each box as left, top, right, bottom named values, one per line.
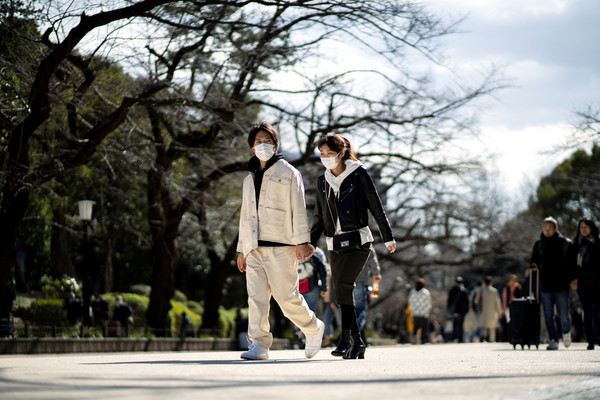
left=78, top=200, right=95, bottom=327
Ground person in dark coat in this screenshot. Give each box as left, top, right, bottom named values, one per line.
left=310, top=134, right=395, bottom=359
left=112, top=295, right=133, bottom=336
left=63, top=288, right=83, bottom=325
left=447, top=277, right=470, bottom=342
left=531, top=216, right=577, bottom=350
left=571, top=217, right=600, bottom=350
left=92, top=294, right=109, bottom=327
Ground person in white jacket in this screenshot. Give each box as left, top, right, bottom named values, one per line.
left=236, top=122, right=324, bottom=360
left=408, top=278, right=432, bottom=344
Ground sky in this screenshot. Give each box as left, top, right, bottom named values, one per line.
left=65, top=0, right=600, bottom=207
left=426, top=0, right=600, bottom=202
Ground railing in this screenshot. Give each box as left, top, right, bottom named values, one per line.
left=0, top=319, right=292, bottom=354
left=5, top=321, right=235, bottom=340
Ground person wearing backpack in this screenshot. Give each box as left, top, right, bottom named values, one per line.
left=295, top=247, right=329, bottom=344
left=298, top=247, right=329, bottom=312
left=530, top=216, right=577, bottom=350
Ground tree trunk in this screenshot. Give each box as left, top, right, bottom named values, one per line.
left=145, top=168, right=181, bottom=336
left=147, top=240, right=176, bottom=336
left=0, top=186, right=30, bottom=318
left=201, top=261, right=231, bottom=333
left=50, top=205, right=76, bottom=278
left=103, top=236, right=114, bottom=293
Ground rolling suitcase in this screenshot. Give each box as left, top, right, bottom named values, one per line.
left=508, top=270, right=540, bottom=349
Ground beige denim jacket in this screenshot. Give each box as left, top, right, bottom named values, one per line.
left=237, top=159, right=310, bottom=257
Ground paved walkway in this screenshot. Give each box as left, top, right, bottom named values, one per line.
left=1, top=342, right=599, bottom=399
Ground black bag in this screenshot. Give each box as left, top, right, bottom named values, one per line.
left=507, top=269, right=540, bottom=349
left=332, top=231, right=362, bottom=253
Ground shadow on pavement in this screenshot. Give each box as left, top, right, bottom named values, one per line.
left=1, top=370, right=598, bottom=396
left=81, top=358, right=341, bottom=366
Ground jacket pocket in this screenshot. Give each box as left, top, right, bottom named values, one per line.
left=266, top=174, right=291, bottom=203
left=260, top=207, right=286, bottom=237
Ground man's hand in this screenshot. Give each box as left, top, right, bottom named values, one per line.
left=531, top=263, right=539, bottom=271
left=296, top=244, right=314, bottom=261
left=373, top=274, right=382, bottom=283
left=237, top=253, right=247, bottom=273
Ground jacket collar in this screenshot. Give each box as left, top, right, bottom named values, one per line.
left=325, top=159, right=363, bottom=193
left=248, top=153, right=283, bottom=173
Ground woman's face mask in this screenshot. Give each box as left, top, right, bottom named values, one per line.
left=253, top=143, right=276, bottom=161
left=320, top=151, right=341, bottom=170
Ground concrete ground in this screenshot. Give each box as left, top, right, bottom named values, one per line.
left=1, top=342, right=599, bottom=400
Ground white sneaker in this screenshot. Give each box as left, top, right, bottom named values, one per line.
left=546, top=339, right=558, bottom=350
left=241, top=344, right=269, bottom=360
left=563, top=332, right=571, bottom=348
left=304, top=319, right=325, bottom=358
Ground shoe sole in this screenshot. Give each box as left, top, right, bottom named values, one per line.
left=241, top=355, right=268, bottom=360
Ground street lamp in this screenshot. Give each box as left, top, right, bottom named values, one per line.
left=78, top=200, right=95, bottom=327
left=78, top=200, right=95, bottom=223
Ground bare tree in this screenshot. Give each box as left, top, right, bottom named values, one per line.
left=565, top=105, right=600, bottom=149
left=129, top=1, right=508, bottom=331
left=1, top=0, right=508, bottom=334
left=0, top=0, right=180, bottom=319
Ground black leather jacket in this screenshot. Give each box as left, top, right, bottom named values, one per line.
left=310, top=166, right=394, bottom=246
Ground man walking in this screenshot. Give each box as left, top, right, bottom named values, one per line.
left=236, top=122, right=324, bottom=360
left=531, top=216, right=577, bottom=350
left=447, top=277, right=469, bottom=342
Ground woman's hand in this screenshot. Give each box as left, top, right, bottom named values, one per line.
left=387, top=242, right=396, bottom=253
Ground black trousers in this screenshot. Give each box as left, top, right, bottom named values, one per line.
left=329, top=244, right=371, bottom=305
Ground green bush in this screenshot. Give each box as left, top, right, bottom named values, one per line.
left=15, top=290, right=236, bottom=339
left=40, top=275, right=82, bottom=299
left=103, top=292, right=149, bottom=328
left=219, top=306, right=237, bottom=338
left=184, top=300, right=203, bottom=316
left=173, top=290, right=187, bottom=303
left=24, top=299, right=68, bottom=327
left=170, top=300, right=202, bottom=336
left=129, top=284, right=151, bottom=297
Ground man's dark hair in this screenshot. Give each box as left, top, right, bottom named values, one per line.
left=416, top=278, right=425, bottom=290
left=248, top=122, right=279, bottom=149
left=484, top=276, right=493, bottom=285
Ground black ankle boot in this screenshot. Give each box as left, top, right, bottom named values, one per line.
left=344, top=333, right=366, bottom=359
left=331, top=329, right=353, bottom=357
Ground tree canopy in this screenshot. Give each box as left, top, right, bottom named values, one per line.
left=2, top=0, right=509, bottom=333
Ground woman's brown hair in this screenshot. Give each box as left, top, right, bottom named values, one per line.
left=317, top=134, right=358, bottom=161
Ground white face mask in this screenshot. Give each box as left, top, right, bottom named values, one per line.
left=253, top=143, right=275, bottom=161
left=320, top=152, right=341, bottom=170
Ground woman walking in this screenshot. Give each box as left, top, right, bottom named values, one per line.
left=310, top=134, right=396, bottom=359
left=572, top=217, right=600, bottom=350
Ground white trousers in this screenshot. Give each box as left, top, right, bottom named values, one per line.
left=245, top=246, right=319, bottom=349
